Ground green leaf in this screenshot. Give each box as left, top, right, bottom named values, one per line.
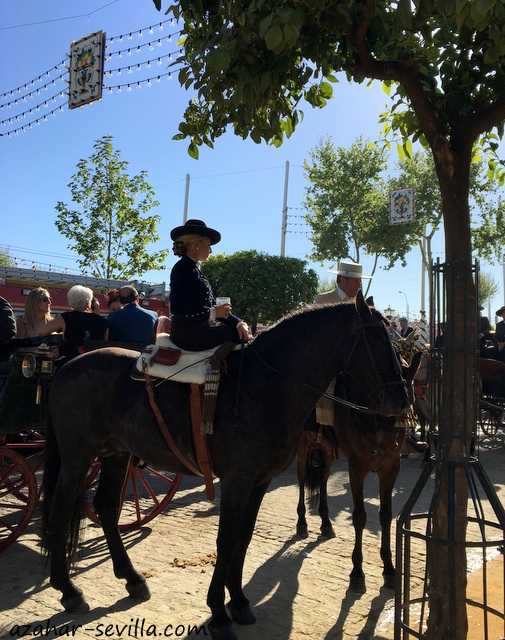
left=188, top=140, right=200, bottom=159
left=396, top=0, right=413, bottom=30
left=264, top=25, right=283, bottom=52
left=283, top=22, right=299, bottom=48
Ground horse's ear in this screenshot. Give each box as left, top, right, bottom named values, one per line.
left=356, top=289, right=372, bottom=318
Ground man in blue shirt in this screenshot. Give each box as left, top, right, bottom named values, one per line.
left=107, top=286, right=157, bottom=344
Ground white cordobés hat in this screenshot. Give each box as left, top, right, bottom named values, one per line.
left=328, top=260, right=372, bottom=280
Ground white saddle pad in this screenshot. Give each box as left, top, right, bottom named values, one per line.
left=135, top=333, right=243, bottom=385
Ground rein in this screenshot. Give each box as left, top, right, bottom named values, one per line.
left=249, top=320, right=403, bottom=414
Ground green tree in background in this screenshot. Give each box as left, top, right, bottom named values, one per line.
left=479, top=271, right=500, bottom=315
left=0, top=247, right=15, bottom=267
left=201, top=250, right=318, bottom=332
left=304, top=136, right=414, bottom=278
left=55, top=135, right=168, bottom=280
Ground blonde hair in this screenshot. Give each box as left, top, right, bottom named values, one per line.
left=173, top=233, right=208, bottom=256
left=24, top=288, right=53, bottom=328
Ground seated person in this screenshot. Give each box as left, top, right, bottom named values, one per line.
left=15, top=287, right=60, bottom=359
left=107, top=286, right=158, bottom=344
left=0, top=296, right=16, bottom=375
left=37, top=285, right=109, bottom=360
left=169, top=219, right=252, bottom=351
left=106, top=289, right=122, bottom=313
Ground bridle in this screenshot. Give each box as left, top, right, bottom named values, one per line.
left=250, top=318, right=406, bottom=414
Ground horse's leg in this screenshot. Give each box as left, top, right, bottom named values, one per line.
left=377, top=458, right=400, bottom=589
left=296, top=442, right=309, bottom=538
left=93, top=455, right=150, bottom=602
left=47, top=460, right=93, bottom=613
left=319, top=447, right=335, bottom=538
left=206, top=478, right=269, bottom=640
left=225, top=481, right=270, bottom=624
left=348, top=460, right=368, bottom=593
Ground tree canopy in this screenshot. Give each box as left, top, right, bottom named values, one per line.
left=201, top=250, right=318, bottom=331
left=55, top=135, right=168, bottom=279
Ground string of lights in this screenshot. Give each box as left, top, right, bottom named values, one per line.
left=0, top=19, right=182, bottom=137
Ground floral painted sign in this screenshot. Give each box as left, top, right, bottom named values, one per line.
left=389, top=187, right=414, bottom=225
left=68, top=31, right=105, bottom=109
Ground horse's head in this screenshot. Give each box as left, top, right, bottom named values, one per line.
left=342, top=291, right=411, bottom=416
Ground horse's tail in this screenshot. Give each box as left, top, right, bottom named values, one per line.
left=305, top=465, right=325, bottom=511
left=41, top=411, right=84, bottom=564
left=305, top=425, right=338, bottom=512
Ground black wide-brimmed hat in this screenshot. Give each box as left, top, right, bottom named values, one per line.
left=170, top=219, right=221, bottom=245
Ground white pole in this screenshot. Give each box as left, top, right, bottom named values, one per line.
left=183, top=174, right=190, bottom=222
left=420, top=235, right=426, bottom=317
left=503, top=253, right=505, bottom=305
left=280, top=161, right=289, bottom=256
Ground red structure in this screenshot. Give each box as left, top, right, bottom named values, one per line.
left=0, top=266, right=168, bottom=316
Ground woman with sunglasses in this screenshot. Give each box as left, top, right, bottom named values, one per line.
left=16, top=288, right=55, bottom=338
left=15, top=288, right=61, bottom=358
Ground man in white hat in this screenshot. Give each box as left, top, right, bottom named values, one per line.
left=312, top=260, right=372, bottom=428
left=315, top=259, right=372, bottom=305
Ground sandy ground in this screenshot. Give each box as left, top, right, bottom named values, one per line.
left=1, top=431, right=504, bottom=640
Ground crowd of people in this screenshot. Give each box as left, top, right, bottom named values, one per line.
left=0, top=282, right=163, bottom=366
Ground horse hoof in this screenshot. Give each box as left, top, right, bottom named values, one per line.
left=348, top=576, right=366, bottom=593
left=126, top=580, right=151, bottom=601
left=208, top=620, right=238, bottom=640
left=227, top=601, right=256, bottom=625
left=61, top=594, right=90, bottom=614
left=320, top=526, right=336, bottom=539
left=296, top=525, right=308, bottom=538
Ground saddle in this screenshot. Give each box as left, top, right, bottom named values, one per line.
left=133, top=335, right=244, bottom=501
left=134, top=334, right=243, bottom=385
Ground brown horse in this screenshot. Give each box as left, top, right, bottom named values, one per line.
left=296, top=351, right=422, bottom=592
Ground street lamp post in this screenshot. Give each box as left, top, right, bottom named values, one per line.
left=384, top=305, right=395, bottom=320
left=399, top=290, right=409, bottom=323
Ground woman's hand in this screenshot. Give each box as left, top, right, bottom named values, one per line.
left=236, top=321, right=252, bottom=342
left=215, top=302, right=232, bottom=319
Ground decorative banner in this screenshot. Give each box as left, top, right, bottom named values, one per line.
left=69, top=31, right=106, bottom=109
left=389, top=187, right=414, bottom=225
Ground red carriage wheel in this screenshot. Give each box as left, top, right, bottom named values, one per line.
left=84, top=457, right=183, bottom=531
left=480, top=406, right=503, bottom=437
left=0, top=431, right=45, bottom=499
left=0, top=447, right=38, bottom=552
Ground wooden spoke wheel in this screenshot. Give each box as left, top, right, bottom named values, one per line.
left=0, top=431, right=46, bottom=500
left=480, top=406, right=503, bottom=437
left=0, top=447, right=38, bottom=552
left=84, top=458, right=183, bottom=531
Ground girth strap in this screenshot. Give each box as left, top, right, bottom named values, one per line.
left=144, top=372, right=215, bottom=500
left=190, top=384, right=215, bottom=501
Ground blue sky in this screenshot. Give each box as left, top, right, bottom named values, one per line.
left=1, top=0, right=504, bottom=323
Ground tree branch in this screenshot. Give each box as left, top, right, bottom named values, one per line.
left=348, top=0, right=450, bottom=160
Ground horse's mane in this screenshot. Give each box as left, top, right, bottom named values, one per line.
left=250, top=302, right=361, bottom=350
left=252, top=302, right=387, bottom=347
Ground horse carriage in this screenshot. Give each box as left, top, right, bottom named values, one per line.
left=0, top=334, right=182, bottom=553
left=479, top=357, right=505, bottom=436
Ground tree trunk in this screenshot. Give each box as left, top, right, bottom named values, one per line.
left=425, top=147, right=475, bottom=639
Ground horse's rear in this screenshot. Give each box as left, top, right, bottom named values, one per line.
left=41, top=348, right=152, bottom=612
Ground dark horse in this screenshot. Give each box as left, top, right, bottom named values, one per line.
left=296, top=352, right=422, bottom=592
left=41, top=292, right=409, bottom=640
